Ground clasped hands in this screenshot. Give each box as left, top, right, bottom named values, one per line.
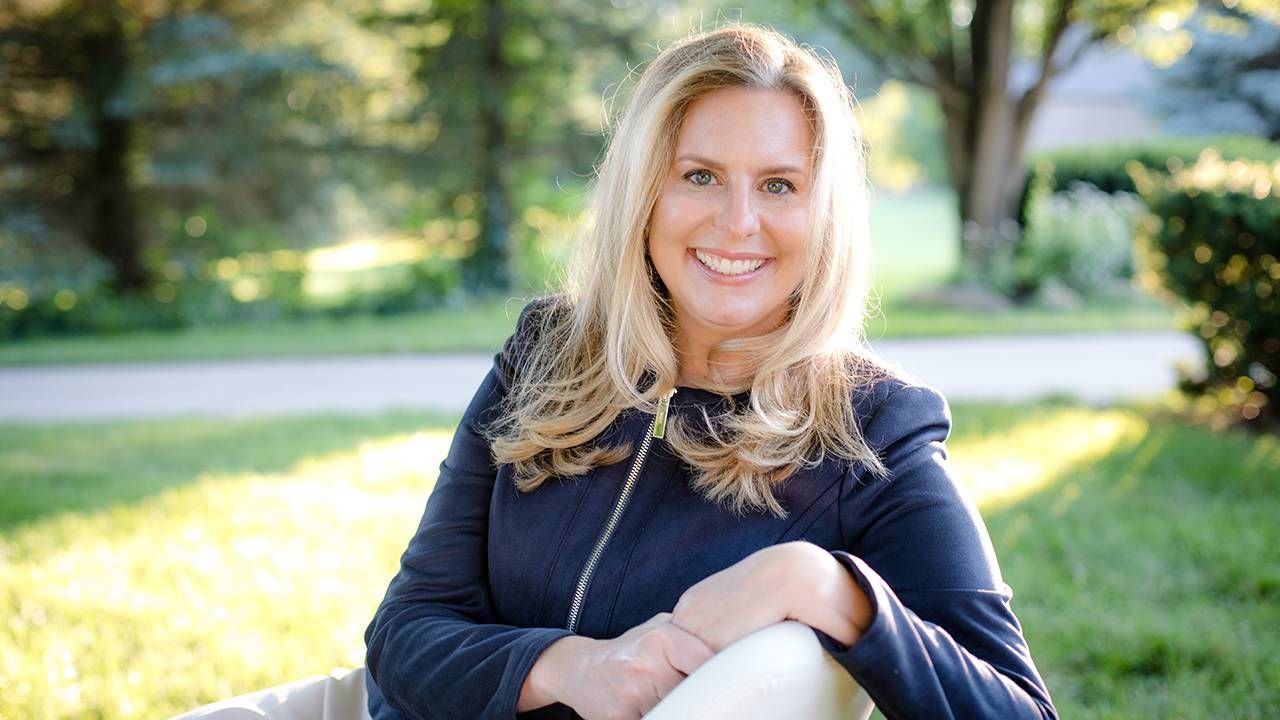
left=544, top=540, right=870, bottom=720
left=670, top=539, right=827, bottom=654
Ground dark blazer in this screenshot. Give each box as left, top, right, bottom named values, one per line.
left=364, top=299, right=1057, bottom=719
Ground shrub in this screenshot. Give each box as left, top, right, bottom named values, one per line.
left=0, top=245, right=460, bottom=341
left=1018, top=182, right=1146, bottom=299
left=0, top=276, right=293, bottom=340
left=958, top=218, right=1023, bottom=299
left=1131, top=150, right=1280, bottom=428
left=349, top=257, right=462, bottom=315
left=1018, top=135, right=1280, bottom=229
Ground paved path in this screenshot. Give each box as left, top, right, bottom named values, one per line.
left=0, top=332, right=1202, bottom=423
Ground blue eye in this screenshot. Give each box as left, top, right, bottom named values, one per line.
left=685, top=169, right=714, bottom=185
left=765, top=178, right=795, bottom=195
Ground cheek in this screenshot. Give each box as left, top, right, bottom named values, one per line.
left=646, top=201, right=683, bottom=283
left=651, top=192, right=705, bottom=242
left=769, top=211, right=812, bottom=265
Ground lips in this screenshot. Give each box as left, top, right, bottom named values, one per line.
left=694, top=249, right=767, bottom=275
left=687, top=248, right=772, bottom=284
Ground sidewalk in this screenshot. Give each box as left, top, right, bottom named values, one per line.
left=0, top=331, right=1202, bottom=423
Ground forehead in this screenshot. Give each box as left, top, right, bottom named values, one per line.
left=674, top=87, right=813, bottom=167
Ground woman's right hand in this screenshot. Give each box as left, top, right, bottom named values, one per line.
left=530, top=612, right=715, bottom=719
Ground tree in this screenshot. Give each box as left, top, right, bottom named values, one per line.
left=1145, top=6, right=1280, bottom=141
left=358, top=0, right=655, bottom=296
left=795, top=0, right=1192, bottom=274
left=0, top=0, right=340, bottom=295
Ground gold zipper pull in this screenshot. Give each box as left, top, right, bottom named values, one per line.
left=651, top=387, right=677, bottom=439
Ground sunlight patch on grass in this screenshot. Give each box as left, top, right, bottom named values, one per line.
left=0, top=429, right=453, bottom=719
left=948, top=407, right=1148, bottom=511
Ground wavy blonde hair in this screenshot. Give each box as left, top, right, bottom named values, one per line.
left=483, top=22, right=891, bottom=518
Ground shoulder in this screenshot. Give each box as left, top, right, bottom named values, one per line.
left=495, top=294, right=571, bottom=389
left=840, top=367, right=999, bottom=589
left=509, top=293, right=570, bottom=337
left=848, top=360, right=952, bottom=454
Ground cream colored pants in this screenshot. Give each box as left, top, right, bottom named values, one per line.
left=173, top=665, right=372, bottom=720
left=174, top=621, right=874, bottom=719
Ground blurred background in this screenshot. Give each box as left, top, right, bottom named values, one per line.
left=1, top=0, right=1277, bottom=717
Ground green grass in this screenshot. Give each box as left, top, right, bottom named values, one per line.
left=0, top=300, right=530, bottom=366
left=868, top=186, right=960, bottom=299
left=1, top=403, right=1276, bottom=718
left=0, top=187, right=1175, bottom=367
left=866, top=295, right=1176, bottom=340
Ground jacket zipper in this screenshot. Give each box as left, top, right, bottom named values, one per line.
left=565, top=387, right=677, bottom=633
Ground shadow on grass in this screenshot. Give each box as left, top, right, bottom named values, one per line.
left=0, top=409, right=462, bottom=532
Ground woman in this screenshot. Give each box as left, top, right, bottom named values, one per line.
left=364, top=23, right=1057, bottom=720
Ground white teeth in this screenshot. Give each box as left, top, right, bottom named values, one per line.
left=694, top=250, right=766, bottom=276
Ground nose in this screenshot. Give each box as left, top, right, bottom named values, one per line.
left=713, top=183, right=761, bottom=238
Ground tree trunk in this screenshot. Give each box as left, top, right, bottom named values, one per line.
left=821, top=0, right=1086, bottom=286
left=940, top=0, right=1033, bottom=283
left=462, top=0, right=514, bottom=295
left=82, top=8, right=151, bottom=295
left=952, top=101, right=1028, bottom=268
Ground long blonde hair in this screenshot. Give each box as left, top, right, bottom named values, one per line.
left=483, top=23, right=891, bottom=518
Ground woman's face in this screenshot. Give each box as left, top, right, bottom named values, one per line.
left=647, top=86, right=813, bottom=355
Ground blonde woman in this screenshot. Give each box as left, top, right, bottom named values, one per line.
left=364, top=23, right=1057, bottom=720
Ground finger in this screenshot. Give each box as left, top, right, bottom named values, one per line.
left=658, top=623, right=716, bottom=676
left=621, top=612, right=672, bottom=642
left=627, top=633, right=685, bottom=717
left=643, top=658, right=687, bottom=714
left=649, top=611, right=673, bottom=624
left=668, top=609, right=727, bottom=655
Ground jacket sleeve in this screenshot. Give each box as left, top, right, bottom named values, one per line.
left=364, top=299, right=575, bottom=720
left=811, top=383, right=1058, bottom=720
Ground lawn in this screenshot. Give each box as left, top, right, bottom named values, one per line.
left=0, top=188, right=1176, bottom=367
left=1, top=403, right=1276, bottom=718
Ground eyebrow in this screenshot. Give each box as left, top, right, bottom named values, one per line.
left=675, top=153, right=808, bottom=176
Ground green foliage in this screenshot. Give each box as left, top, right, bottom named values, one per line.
left=1014, top=182, right=1146, bottom=299
left=0, top=261, right=466, bottom=341
left=1144, top=7, right=1280, bottom=141
left=887, top=85, right=948, bottom=187
left=0, top=275, right=298, bottom=340
left=1131, top=150, right=1280, bottom=428
left=355, top=0, right=653, bottom=294
left=1017, top=135, right=1280, bottom=229
left=326, top=258, right=462, bottom=317
left=0, top=3, right=350, bottom=293
left=859, top=80, right=948, bottom=192
left=956, top=217, right=1023, bottom=299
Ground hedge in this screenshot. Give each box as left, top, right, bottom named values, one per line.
left=1019, top=135, right=1280, bottom=229
left=1131, top=149, right=1279, bottom=428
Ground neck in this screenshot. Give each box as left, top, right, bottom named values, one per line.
left=672, top=307, right=789, bottom=388
left=673, top=328, right=749, bottom=389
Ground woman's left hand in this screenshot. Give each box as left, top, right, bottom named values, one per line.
left=669, top=540, right=825, bottom=653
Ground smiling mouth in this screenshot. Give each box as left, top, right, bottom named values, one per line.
left=692, top=249, right=771, bottom=276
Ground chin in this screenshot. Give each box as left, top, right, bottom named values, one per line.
left=691, top=306, right=770, bottom=332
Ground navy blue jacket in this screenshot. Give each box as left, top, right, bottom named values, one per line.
left=364, top=300, right=1057, bottom=719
